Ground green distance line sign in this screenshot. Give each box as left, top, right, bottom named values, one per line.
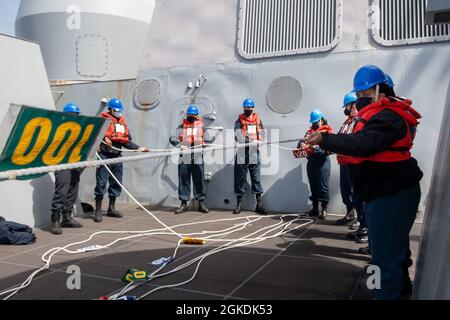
left=0, top=106, right=107, bottom=180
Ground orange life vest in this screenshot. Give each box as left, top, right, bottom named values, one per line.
left=304, top=125, right=333, bottom=155
left=239, top=112, right=263, bottom=141
left=101, top=112, right=130, bottom=144
left=305, top=124, right=333, bottom=136
left=338, top=116, right=355, bottom=135
left=179, top=117, right=204, bottom=146
left=336, top=116, right=356, bottom=165
left=338, top=97, right=421, bottom=165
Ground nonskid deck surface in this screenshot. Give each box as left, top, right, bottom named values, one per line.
left=0, top=204, right=422, bottom=300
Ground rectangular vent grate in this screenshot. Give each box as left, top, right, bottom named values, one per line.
left=238, top=0, right=342, bottom=59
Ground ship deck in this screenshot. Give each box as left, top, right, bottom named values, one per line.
left=0, top=205, right=422, bottom=300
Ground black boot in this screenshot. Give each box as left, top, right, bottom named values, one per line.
left=347, top=227, right=368, bottom=239
left=94, top=198, right=103, bottom=223
left=198, top=200, right=209, bottom=213
left=61, top=211, right=83, bottom=228
left=255, top=194, right=268, bottom=215
left=233, top=199, right=242, bottom=215
left=175, top=200, right=189, bottom=214
left=305, top=202, right=319, bottom=216
left=107, top=198, right=123, bottom=218
left=336, top=208, right=356, bottom=225
left=358, top=245, right=371, bottom=255
left=50, top=211, right=62, bottom=235
left=319, top=202, right=328, bottom=220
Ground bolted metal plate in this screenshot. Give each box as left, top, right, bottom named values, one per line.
left=76, top=34, right=109, bottom=78
left=133, top=78, right=161, bottom=109
left=266, top=76, right=303, bottom=114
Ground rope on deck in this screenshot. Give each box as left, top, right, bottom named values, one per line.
left=0, top=138, right=302, bottom=181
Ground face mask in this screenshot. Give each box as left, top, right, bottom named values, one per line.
left=355, top=97, right=374, bottom=111
left=344, top=108, right=351, bottom=116
left=312, top=122, right=320, bottom=130
left=112, top=110, right=122, bottom=118
left=187, top=116, right=196, bottom=123
left=244, top=109, right=253, bottom=117
left=355, top=85, right=380, bottom=111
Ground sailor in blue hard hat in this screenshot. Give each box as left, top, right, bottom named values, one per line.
left=335, top=93, right=365, bottom=233
left=169, top=104, right=215, bottom=214
left=297, top=109, right=333, bottom=220
left=93, top=98, right=150, bottom=223
left=305, top=65, right=423, bottom=300
left=385, top=74, right=395, bottom=88
left=50, top=103, right=83, bottom=234
left=62, top=103, right=81, bottom=114
left=309, top=109, right=323, bottom=124
left=233, top=98, right=268, bottom=215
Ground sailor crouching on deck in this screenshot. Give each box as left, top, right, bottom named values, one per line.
left=306, top=65, right=423, bottom=300
left=93, top=98, right=150, bottom=223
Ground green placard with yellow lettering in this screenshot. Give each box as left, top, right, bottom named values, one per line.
left=0, top=105, right=107, bottom=180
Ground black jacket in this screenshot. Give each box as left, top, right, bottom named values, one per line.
left=0, top=217, right=36, bottom=245
left=321, top=108, right=423, bottom=201
left=99, top=134, right=140, bottom=157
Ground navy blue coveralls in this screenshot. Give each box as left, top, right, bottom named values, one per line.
left=169, top=123, right=213, bottom=202
left=51, top=169, right=84, bottom=215
left=338, top=118, right=365, bottom=226
left=94, top=137, right=140, bottom=201
left=303, top=144, right=330, bottom=207
left=340, top=165, right=365, bottom=227
left=233, top=118, right=265, bottom=199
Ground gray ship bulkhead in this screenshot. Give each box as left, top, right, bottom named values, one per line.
left=55, top=45, right=450, bottom=216
left=4, top=0, right=449, bottom=299
left=36, top=0, right=448, bottom=215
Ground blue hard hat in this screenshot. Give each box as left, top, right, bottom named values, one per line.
left=107, top=98, right=123, bottom=111
left=385, top=73, right=395, bottom=87
left=242, top=98, right=255, bottom=108
left=63, top=103, right=80, bottom=114
left=186, top=104, right=199, bottom=115
left=309, top=109, right=323, bottom=123
left=343, top=92, right=357, bottom=108
left=353, top=65, right=388, bottom=92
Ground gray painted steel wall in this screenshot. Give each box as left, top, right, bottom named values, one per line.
left=0, top=34, right=55, bottom=227
left=140, top=0, right=373, bottom=70
left=54, top=44, right=450, bottom=216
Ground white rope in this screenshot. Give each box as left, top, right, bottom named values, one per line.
left=136, top=215, right=313, bottom=300
left=270, top=144, right=299, bottom=151
left=97, top=152, right=182, bottom=239
left=100, top=141, right=141, bottom=152
left=106, top=215, right=312, bottom=300
left=100, top=140, right=205, bottom=153
left=0, top=214, right=311, bottom=300
left=0, top=138, right=301, bottom=181
left=0, top=137, right=311, bottom=300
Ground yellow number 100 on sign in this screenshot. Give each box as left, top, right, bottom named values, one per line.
left=11, top=117, right=94, bottom=166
